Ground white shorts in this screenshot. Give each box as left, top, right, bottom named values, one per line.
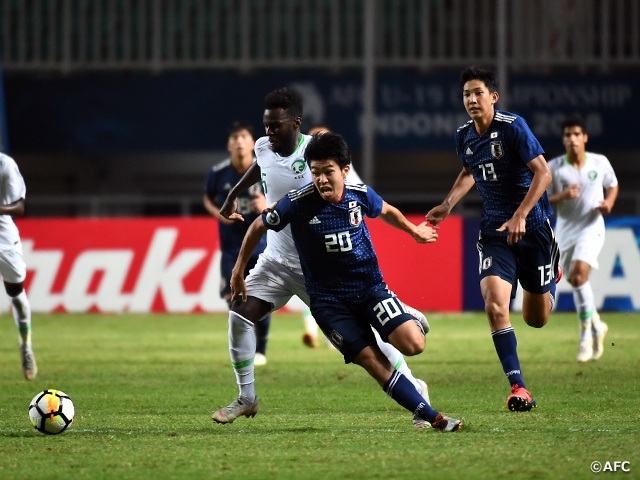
left=244, top=254, right=310, bottom=317
left=560, top=233, right=605, bottom=272
left=0, top=242, right=26, bottom=283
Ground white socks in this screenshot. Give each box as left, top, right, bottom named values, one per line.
left=302, top=308, right=318, bottom=336
left=373, top=329, right=420, bottom=391
left=10, top=290, right=31, bottom=345
left=228, top=311, right=257, bottom=401
left=573, top=282, right=596, bottom=341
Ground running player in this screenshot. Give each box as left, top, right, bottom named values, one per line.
left=212, top=87, right=430, bottom=425
left=547, top=115, right=618, bottom=362
left=0, top=152, right=36, bottom=380
left=427, top=66, right=560, bottom=412
left=229, top=132, right=461, bottom=432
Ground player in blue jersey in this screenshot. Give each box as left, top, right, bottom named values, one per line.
left=203, top=121, right=271, bottom=366
left=230, top=132, right=462, bottom=432
left=212, top=88, right=431, bottom=427
left=426, top=66, right=560, bottom=412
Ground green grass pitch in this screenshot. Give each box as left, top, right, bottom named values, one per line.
left=1, top=311, right=639, bottom=479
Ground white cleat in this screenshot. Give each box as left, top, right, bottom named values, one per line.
left=254, top=353, right=267, bottom=366
left=212, top=396, right=260, bottom=424
left=403, top=304, right=429, bottom=335
left=576, top=337, right=593, bottom=363
left=20, top=343, right=37, bottom=380
left=591, top=321, right=609, bottom=361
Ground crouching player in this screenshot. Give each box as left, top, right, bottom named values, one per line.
left=230, top=132, right=462, bottom=432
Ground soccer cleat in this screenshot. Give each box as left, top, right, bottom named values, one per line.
left=576, top=336, right=593, bottom=363
left=415, top=379, right=430, bottom=405
left=254, top=353, right=267, bottom=366
left=403, top=304, right=429, bottom=335
left=591, top=321, right=608, bottom=361
left=212, top=396, right=260, bottom=424
left=302, top=332, right=318, bottom=349
left=506, top=385, right=537, bottom=412
left=412, top=379, right=432, bottom=429
left=431, top=413, right=463, bottom=432
left=20, top=343, right=37, bottom=380
left=555, top=266, right=563, bottom=284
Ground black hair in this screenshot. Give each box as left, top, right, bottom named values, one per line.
left=304, top=132, right=351, bottom=169
left=560, top=115, right=587, bottom=135
left=459, top=66, right=499, bottom=93
left=227, top=121, right=255, bottom=141
left=264, top=87, right=303, bottom=118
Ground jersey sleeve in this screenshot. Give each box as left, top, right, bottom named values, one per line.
left=508, top=116, right=545, bottom=163
left=0, top=158, right=26, bottom=204
left=261, top=195, right=292, bottom=232
left=364, top=186, right=384, bottom=218
left=455, top=130, right=468, bottom=166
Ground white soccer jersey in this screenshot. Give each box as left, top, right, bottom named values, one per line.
left=254, top=134, right=313, bottom=270
left=547, top=152, right=618, bottom=250
left=0, top=154, right=26, bottom=250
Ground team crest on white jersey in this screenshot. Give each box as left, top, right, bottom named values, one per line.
left=291, top=159, right=307, bottom=176
left=490, top=141, right=504, bottom=159
left=349, top=206, right=362, bottom=226
left=588, top=170, right=598, bottom=180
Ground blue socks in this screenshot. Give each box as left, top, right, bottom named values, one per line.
left=492, top=327, right=525, bottom=388
left=383, top=370, right=439, bottom=424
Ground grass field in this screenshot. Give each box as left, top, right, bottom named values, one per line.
left=1, top=311, right=639, bottom=479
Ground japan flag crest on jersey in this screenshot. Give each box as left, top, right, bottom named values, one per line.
left=349, top=206, right=362, bottom=226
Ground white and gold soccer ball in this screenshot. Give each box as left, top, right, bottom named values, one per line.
left=28, top=389, right=75, bottom=435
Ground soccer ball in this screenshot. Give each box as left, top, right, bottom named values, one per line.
left=28, top=389, right=75, bottom=435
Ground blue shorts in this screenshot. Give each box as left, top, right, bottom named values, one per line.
left=477, top=220, right=559, bottom=298
left=310, top=285, right=415, bottom=364
left=220, top=252, right=260, bottom=298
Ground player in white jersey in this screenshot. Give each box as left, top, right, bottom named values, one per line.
left=0, top=153, right=37, bottom=380
left=547, top=115, right=619, bottom=362
left=212, top=88, right=430, bottom=426
left=300, top=124, right=362, bottom=349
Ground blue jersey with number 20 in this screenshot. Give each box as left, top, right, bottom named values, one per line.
left=262, top=183, right=384, bottom=301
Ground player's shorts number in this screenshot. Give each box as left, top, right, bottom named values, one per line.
left=325, top=230, right=353, bottom=252
left=373, top=298, right=405, bottom=326
left=538, top=263, right=553, bottom=286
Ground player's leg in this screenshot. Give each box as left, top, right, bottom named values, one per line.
left=301, top=308, right=319, bottom=348
left=213, top=257, right=297, bottom=424
left=246, top=255, right=269, bottom=366
left=566, top=237, right=607, bottom=361
left=313, top=298, right=460, bottom=432
left=1, top=246, right=36, bottom=380
left=254, top=314, right=270, bottom=366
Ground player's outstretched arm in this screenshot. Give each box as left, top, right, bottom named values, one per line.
left=379, top=201, right=438, bottom=244
left=230, top=216, right=268, bottom=302
left=0, top=198, right=25, bottom=216
left=220, top=162, right=262, bottom=221
left=426, top=167, right=475, bottom=226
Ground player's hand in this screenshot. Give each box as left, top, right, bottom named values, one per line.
left=230, top=270, right=248, bottom=303
left=595, top=199, right=613, bottom=215
left=413, top=222, right=438, bottom=244
left=496, top=215, right=526, bottom=245
left=425, top=204, right=449, bottom=227
left=564, top=184, right=581, bottom=199
left=220, top=198, right=244, bottom=222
